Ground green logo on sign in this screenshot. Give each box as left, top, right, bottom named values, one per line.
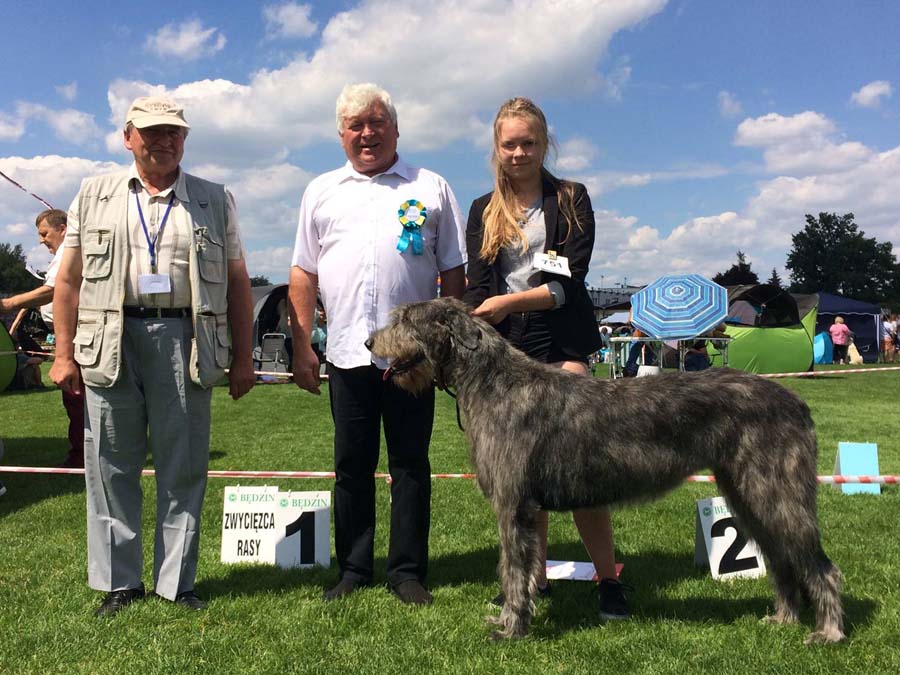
left=280, top=499, right=289, bottom=507
left=702, top=507, right=711, bottom=517
left=229, top=493, right=237, bottom=502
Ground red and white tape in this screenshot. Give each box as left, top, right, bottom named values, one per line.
left=0, top=169, right=54, bottom=209
left=760, top=366, right=900, bottom=379
left=0, top=465, right=897, bottom=484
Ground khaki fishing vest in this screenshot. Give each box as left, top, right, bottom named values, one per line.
left=72, top=170, right=231, bottom=388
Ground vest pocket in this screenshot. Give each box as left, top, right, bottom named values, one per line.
left=191, top=312, right=230, bottom=387
left=196, top=229, right=225, bottom=284
left=73, top=320, right=104, bottom=367
left=82, top=233, right=112, bottom=279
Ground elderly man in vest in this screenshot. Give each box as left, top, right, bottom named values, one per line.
left=49, top=96, right=255, bottom=616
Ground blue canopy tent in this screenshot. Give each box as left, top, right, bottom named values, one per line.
left=815, top=292, right=882, bottom=363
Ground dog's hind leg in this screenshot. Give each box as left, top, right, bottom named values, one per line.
left=715, top=469, right=844, bottom=644
left=487, top=501, right=540, bottom=640
left=798, top=548, right=844, bottom=644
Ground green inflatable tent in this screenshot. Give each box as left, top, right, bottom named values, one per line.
left=708, top=284, right=818, bottom=374
left=0, top=321, right=15, bottom=393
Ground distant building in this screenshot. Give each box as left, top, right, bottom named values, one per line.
left=587, top=286, right=642, bottom=321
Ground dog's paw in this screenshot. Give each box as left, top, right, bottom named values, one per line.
left=803, top=628, right=846, bottom=645
left=489, top=626, right=526, bottom=641
left=761, top=612, right=799, bottom=626
left=484, top=614, right=503, bottom=626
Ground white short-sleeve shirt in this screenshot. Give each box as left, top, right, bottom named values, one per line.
left=291, top=156, right=466, bottom=369
left=39, top=245, right=64, bottom=328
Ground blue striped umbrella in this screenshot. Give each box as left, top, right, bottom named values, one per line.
left=630, top=274, right=727, bottom=339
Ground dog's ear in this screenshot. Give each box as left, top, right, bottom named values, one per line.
left=438, top=298, right=482, bottom=351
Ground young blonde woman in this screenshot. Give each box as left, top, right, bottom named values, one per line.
left=463, top=97, right=630, bottom=619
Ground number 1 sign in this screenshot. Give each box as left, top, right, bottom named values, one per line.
left=694, top=496, right=767, bottom=580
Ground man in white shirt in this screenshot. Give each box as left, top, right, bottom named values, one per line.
left=289, top=83, right=466, bottom=605
left=0, top=209, right=84, bottom=467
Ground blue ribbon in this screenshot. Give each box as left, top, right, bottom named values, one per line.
left=397, top=224, right=423, bottom=255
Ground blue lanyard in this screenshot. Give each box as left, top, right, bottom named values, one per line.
left=134, top=189, right=176, bottom=272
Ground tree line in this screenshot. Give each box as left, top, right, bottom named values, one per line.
left=3, top=212, right=898, bottom=306
left=713, top=212, right=899, bottom=307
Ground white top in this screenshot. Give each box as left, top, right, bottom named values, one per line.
left=291, top=156, right=466, bottom=369
left=65, top=164, right=244, bottom=307
left=40, top=245, right=64, bottom=328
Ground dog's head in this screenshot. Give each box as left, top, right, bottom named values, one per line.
left=367, top=297, right=483, bottom=394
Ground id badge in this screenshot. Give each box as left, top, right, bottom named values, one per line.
left=138, top=273, right=172, bottom=294
left=533, top=251, right=571, bottom=278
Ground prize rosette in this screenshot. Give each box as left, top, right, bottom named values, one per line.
left=397, top=199, right=426, bottom=255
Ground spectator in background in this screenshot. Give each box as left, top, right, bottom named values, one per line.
left=0, top=209, right=85, bottom=467
left=881, top=314, right=895, bottom=363
left=829, top=316, right=851, bottom=365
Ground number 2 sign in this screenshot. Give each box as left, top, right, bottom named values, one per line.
left=695, top=496, right=767, bottom=580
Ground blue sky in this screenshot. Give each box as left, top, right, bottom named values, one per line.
left=2, top=0, right=898, bottom=287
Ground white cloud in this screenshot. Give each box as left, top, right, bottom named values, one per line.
left=14, top=103, right=103, bottom=146
left=603, top=56, right=632, bottom=101
left=0, top=155, right=126, bottom=253
left=578, top=164, right=727, bottom=198
left=555, top=138, right=598, bottom=172
left=264, top=2, right=317, bottom=39
left=56, top=82, right=78, bottom=102
left=0, top=112, right=25, bottom=141
left=105, top=0, right=666, bottom=163
left=244, top=245, right=296, bottom=280
left=850, top=80, right=892, bottom=109
left=144, top=20, right=226, bottom=61
left=4, top=222, right=29, bottom=236
left=717, top=90, right=742, bottom=118
left=735, top=111, right=872, bottom=175
left=589, top=112, right=900, bottom=288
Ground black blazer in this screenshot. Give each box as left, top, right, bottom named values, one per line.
left=463, top=174, right=602, bottom=359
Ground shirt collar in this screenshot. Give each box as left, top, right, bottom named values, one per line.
left=338, top=155, right=412, bottom=183
left=128, top=162, right=189, bottom=202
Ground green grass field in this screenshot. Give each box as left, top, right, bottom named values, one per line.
left=1, top=364, right=899, bottom=674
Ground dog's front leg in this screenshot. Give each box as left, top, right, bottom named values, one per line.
left=487, top=504, right=539, bottom=640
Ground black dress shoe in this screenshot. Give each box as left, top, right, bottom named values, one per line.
left=323, top=577, right=366, bottom=601
left=94, top=583, right=145, bottom=617
left=391, top=579, right=433, bottom=606
left=174, top=590, right=207, bottom=610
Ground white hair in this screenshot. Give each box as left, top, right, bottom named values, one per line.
left=335, top=83, right=397, bottom=132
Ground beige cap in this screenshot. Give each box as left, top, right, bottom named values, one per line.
left=125, top=96, right=190, bottom=130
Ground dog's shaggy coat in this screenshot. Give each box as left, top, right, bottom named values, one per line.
left=368, top=298, right=845, bottom=644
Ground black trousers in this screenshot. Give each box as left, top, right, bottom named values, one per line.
left=326, top=362, right=434, bottom=585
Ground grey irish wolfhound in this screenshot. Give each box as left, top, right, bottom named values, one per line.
left=367, top=298, right=844, bottom=644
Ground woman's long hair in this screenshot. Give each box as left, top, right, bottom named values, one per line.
left=480, top=97, right=583, bottom=264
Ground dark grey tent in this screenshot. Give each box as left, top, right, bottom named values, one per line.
left=251, top=284, right=289, bottom=344
left=250, top=284, right=290, bottom=371
left=815, top=292, right=882, bottom=363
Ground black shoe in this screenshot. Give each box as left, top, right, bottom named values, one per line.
left=391, top=579, right=433, bottom=606
left=598, top=578, right=632, bottom=620
left=174, top=590, right=207, bottom=610
left=323, top=577, right=366, bottom=601
left=491, top=582, right=551, bottom=607
left=94, top=583, right=145, bottom=617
